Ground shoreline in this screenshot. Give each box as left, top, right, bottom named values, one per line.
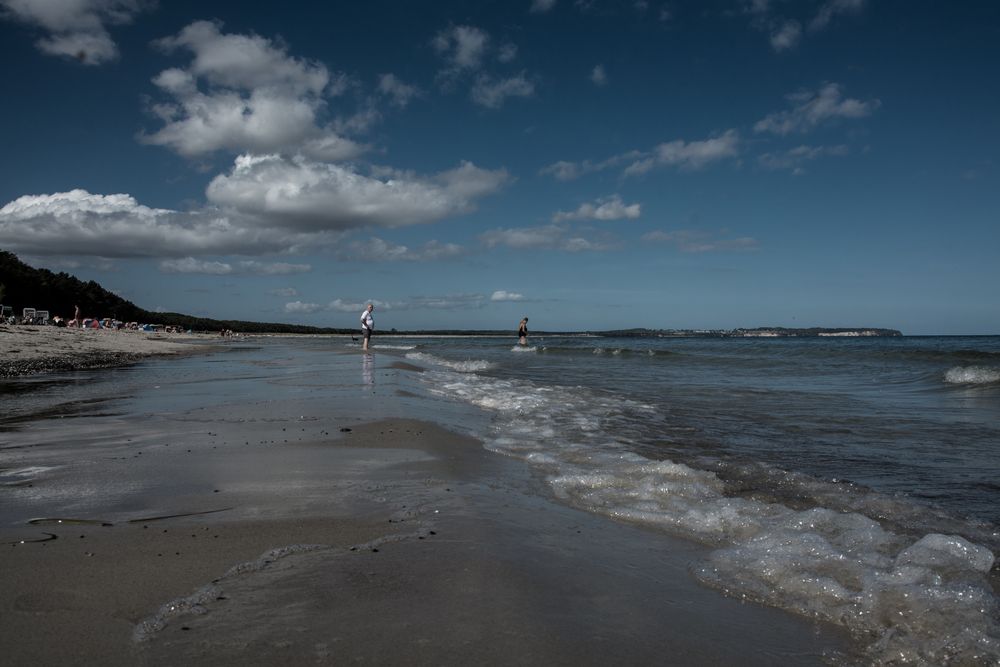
left=0, top=325, right=219, bottom=378
left=5, top=325, right=981, bottom=384
left=0, top=418, right=855, bottom=664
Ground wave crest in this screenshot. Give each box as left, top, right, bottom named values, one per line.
left=405, top=351, right=493, bottom=372
left=944, top=366, right=1000, bottom=385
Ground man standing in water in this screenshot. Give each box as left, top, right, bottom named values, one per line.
left=360, top=303, right=374, bottom=351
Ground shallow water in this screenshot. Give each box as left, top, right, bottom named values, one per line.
left=2, top=334, right=999, bottom=663
left=0, top=341, right=478, bottom=528
left=397, top=334, right=1000, bottom=664
left=406, top=335, right=1000, bottom=525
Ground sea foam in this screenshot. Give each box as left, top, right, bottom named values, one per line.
left=944, top=365, right=1000, bottom=385
left=420, top=364, right=1000, bottom=664
left=405, top=351, right=494, bottom=372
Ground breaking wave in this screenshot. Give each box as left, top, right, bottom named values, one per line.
left=944, top=366, right=1000, bottom=385
left=405, top=351, right=494, bottom=373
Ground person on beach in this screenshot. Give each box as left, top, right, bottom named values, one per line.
left=518, top=317, right=529, bottom=346
left=360, top=303, right=375, bottom=351
left=74, top=304, right=81, bottom=328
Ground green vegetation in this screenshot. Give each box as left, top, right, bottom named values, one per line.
left=0, top=250, right=351, bottom=334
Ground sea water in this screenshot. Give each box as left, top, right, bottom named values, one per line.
left=2, top=334, right=999, bottom=663
left=398, top=334, right=1000, bottom=664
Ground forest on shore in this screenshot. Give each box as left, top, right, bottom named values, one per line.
left=0, top=250, right=351, bottom=334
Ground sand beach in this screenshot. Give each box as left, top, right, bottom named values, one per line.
left=0, top=324, right=215, bottom=378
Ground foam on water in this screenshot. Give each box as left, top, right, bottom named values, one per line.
left=420, top=366, right=1000, bottom=664
left=405, top=351, right=494, bottom=372
left=944, top=365, right=1000, bottom=385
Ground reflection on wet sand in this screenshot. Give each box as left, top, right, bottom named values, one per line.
left=363, top=353, right=374, bottom=386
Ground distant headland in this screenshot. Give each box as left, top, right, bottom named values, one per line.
left=594, top=327, right=903, bottom=338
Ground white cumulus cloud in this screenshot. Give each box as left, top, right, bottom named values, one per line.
left=754, top=83, right=879, bottom=135
left=432, top=24, right=534, bottom=107
left=624, top=130, right=740, bottom=176
left=745, top=0, right=866, bottom=51
left=553, top=195, right=640, bottom=222
left=0, top=0, right=150, bottom=64
left=0, top=188, right=336, bottom=258
left=539, top=151, right=642, bottom=181
left=770, top=20, right=801, bottom=52
left=328, top=296, right=483, bottom=313
left=543, top=132, right=737, bottom=182
left=377, top=73, right=421, bottom=108
left=285, top=301, right=324, bottom=314
left=206, top=154, right=510, bottom=232
left=0, top=150, right=508, bottom=259
left=329, top=298, right=376, bottom=313
left=159, top=257, right=233, bottom=274
left=480, top=224, right=614, bottom=252
left=238, top=260, right=311, bottom=275
left=141, top=20, right=363, bottom=160
left=154, top=20, right=331, bottom=95
left=810, top=0, right=866, bottom=31
left=470, top=73, right=535, bottom=109
left=491, top=290, right=524, bottom=301
left=432, top=25, right=490, bottom=72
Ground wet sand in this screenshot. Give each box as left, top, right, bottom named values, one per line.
left=0, top=418, right=855, bottom=665
left=1, top=515, right=390, bottom=664
left=0, top=324, right=216, bottom=377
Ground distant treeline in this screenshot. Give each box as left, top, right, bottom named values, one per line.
left=0, top=250, right=350, bottom=334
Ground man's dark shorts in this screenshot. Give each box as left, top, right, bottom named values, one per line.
left=363, top=327, right=372, bottom=342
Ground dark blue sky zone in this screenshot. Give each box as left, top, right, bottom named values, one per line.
left=0, top=1, right=997, bottom=333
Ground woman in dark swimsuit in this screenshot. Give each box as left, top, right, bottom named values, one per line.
left=518, top=317, right=528, bottom=345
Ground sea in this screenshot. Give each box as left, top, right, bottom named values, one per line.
left=395, top=333, right=1000, bottom=664
left=3, top=333, right=999, bottom=663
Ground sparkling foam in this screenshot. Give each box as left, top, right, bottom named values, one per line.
left=944, top=365, right=1000, bottom=385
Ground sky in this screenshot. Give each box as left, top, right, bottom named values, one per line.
left=0, top=0, right=997, bottom=334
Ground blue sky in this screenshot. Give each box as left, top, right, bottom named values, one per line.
left=0, top=0, right=997, bottom=334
